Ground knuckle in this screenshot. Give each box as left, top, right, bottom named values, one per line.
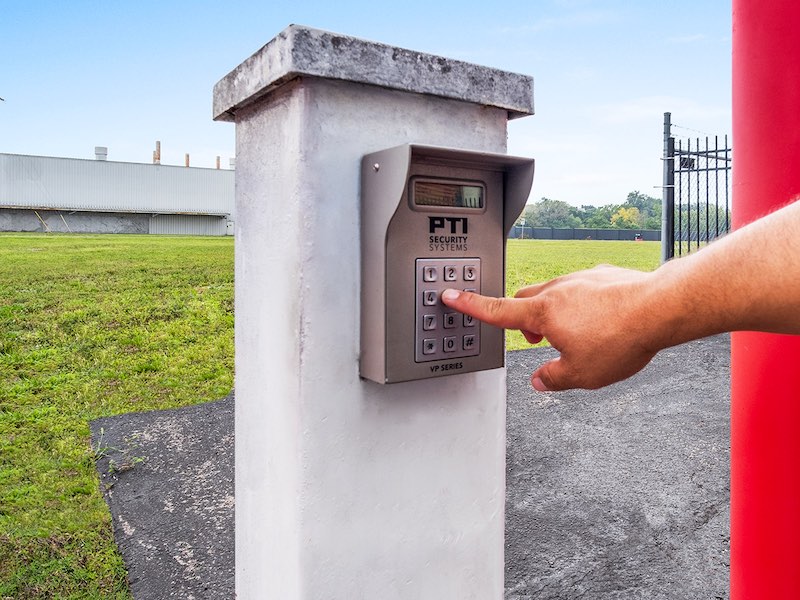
left=485, top=296, right=506, bottom=317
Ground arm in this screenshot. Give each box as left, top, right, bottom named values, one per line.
left=441, top=199, right=800, bottom=391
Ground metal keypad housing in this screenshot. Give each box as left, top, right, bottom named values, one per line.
left=415, top=258, right=481, bottom=363
left=359, top=144, right=534, bottom=384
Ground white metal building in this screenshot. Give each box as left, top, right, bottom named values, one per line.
left=0, top=152, right=234, bottom=235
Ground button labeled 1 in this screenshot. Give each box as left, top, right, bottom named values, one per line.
left=423, top=266, right=438, bottom=282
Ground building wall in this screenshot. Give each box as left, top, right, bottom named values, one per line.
left=0, top=153, right=234, bottom=235
left=150, top=214, right=228, bottom=236
left=0, top=208, right=228, bottom=235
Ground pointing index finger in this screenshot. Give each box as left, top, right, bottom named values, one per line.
left=440, top=288, right=539, bottom=331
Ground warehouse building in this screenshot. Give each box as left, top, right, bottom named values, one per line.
left=0, top=148, right=234, bottom=235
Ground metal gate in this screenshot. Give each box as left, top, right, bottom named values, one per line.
left=661, top=112, right=732, bottom=261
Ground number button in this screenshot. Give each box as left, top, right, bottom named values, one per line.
left=444, top=266, right=457, bottom=282
left=443, top=336, right=457, bottom=353
left=423, top=290, right=437, bottom=306
left=464, top=265, right=476, bottom=281
left=443, top=313, right=457, bottom=329
left=463, top=314, right=476, bottom=327
left=423, top=266, right=437, bottom=282
left=422, top=314, right=437, bottom=331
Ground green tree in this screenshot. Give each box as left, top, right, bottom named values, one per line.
left=513, top=192, right=664, bottom=231
left=611, top=206, right=642, bottom=229
left=581, top=204, right=617, bottom=228
left=525, top=197, right=582, bottom=228
left=623, top=191, right=661, bottom=229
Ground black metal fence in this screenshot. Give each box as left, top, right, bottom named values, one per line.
left=661, top=112, right=732, bottom=261
left=509, top=226, right=660, bottom=241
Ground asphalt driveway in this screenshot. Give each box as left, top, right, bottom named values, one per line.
left=91, top=334, right=730, bottom=599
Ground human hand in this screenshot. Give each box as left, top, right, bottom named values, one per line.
left=441, top=265, right=662, bottom=391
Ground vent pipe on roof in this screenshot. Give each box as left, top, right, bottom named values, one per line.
left=153, top=140, right=161, bottom=164
left=94, top=146, right=108, bottom=161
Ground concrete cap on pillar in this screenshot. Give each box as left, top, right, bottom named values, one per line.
left=212, top=24, right=534, bottom=122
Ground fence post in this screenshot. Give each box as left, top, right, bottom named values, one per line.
left=661, top=112, right=675, bottom=262
left=732, top=1, right=800, bottom=597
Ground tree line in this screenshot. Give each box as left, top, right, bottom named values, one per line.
left=515, top=191, right=662, bottom=230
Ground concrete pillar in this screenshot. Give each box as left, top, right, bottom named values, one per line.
left=213, top=25, right=534, bottom=599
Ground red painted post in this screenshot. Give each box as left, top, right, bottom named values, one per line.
left=731, top=1, right=800, bottom=597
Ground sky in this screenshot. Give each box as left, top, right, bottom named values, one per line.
left=0, top=1, right=732, bottom=207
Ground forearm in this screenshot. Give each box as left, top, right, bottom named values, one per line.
left=647, top=199, right=800, bottom=350
left=442, top=199, right=800, bottom=391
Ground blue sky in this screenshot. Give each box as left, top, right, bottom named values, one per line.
left=0, top=1, right=731, bottom=207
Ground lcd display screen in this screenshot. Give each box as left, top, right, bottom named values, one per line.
left=413, top=180, right=484, bottom=209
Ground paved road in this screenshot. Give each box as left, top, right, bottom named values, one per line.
left=91, top=335, right=730, bottom=599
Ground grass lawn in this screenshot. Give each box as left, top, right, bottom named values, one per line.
left=0, top=234, right=234, bottom=599
left=505, top=239, right=661, bottom=350
left=0, top=234, right=659, bottom=597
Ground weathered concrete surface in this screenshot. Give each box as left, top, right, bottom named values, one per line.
left=91, top=335, right=730, bottom=599
left=213, top=25, right=534, bottom=122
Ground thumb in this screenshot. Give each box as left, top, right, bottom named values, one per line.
left=531, top=357, right=571, bottom=392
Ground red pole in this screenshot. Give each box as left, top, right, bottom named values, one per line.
left=732, top=1, right=800, bottom=597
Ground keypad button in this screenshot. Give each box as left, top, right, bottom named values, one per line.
left=464, top=265, right=476, bottom=281
left=443, top=266, right=457, bottom=281
left=463, top=314, right=476, bottom=328
left=443, top=336, right=457, bottom=353
left=463, top=334, right=476, bottom=350
left=423, top=266, right=437, bottom=282
left=422, top=338, right=437, bottom=355
left=423, top=290, right=437, bottom=306
left=463, top=288, right=476, bottom=294
left=443, top=313, right=457, bottom=329
left=423, top=314, right=437, bottom=331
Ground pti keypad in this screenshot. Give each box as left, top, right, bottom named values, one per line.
left=415, top=258, right=481, bottom=363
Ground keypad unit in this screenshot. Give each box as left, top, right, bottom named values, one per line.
left=415, top=258, right=481, bottom=363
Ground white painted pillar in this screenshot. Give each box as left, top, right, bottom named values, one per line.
left=213, top=25, right=534, bottom=600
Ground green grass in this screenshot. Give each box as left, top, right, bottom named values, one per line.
left=0, top=234, right=234, bottom=599
left=0, top=234, right=659, bottom=597
left=505, top=239, right=661, bottom=350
